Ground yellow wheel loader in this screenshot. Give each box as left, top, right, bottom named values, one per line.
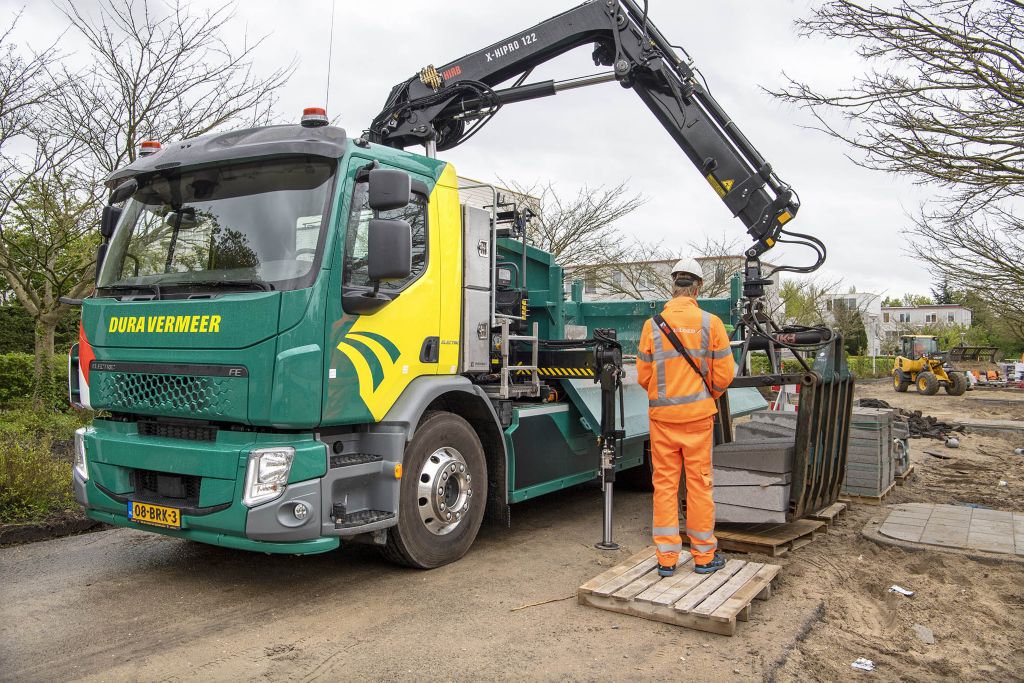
left=892, top=335, right=968, bottom=396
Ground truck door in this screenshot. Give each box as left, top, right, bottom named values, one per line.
left=325, top=162, right=441, bottom=424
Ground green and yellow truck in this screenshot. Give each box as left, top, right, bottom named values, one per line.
left=69, top=1, right=836, bottom=568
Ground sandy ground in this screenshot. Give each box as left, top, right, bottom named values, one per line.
left=1, top=380, right=1022, bottom=682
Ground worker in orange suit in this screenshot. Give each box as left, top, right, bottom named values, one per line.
left=636, top=257, right=735, bottom=577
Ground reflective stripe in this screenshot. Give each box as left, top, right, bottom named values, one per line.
left=692, top=542, right=717, bottom=553
left=651, top=347, right=716, bottom=361
left=651, top=321, right=667, bottom=400
left=687, top=528, right=714, bottom=541
left=652, top=526, right=679, bottom=537
left=657, top=542, right=683, bottom=553
left=650, top=389, right=712, bottom=407
left=712, top=384, right=730, bottom=394
left=699, top=311, right=710, bottom=379
left=637, top=351, right=653, bottom=362
left=711, top=347, right=733, bottom=359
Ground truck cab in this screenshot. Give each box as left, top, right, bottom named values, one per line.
left=70, top=121, right=651, bottom=566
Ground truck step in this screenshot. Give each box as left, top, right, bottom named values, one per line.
left=334, top=509, right=395, bottom=529
left=329, top=452, right=383, bottom=468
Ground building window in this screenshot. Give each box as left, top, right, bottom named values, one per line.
left=925, top=313, right=937, bottom=323
left=585, top=275, right=597, bottom=294
left=883, top=312, right=890, bottom=323
left=947, top=313, right=955, bottom=322
left=898, top=313, right=910, bottom=323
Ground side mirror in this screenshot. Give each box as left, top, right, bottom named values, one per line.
left=109, top=178, right=138, bottom=204
left=95, top=242, right=108, bottom=278
left=367, top=218, right=411, bottom=281
left=100, top=205, right=122, bottom=239
left=368, top=169, right=411, bottom=211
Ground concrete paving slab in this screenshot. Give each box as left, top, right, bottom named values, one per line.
left=885, top=516, right=926, bottom=528
left=919, top=531, right=968, bottom=547
left=880, top=523, right=925, bottom=543
left=866, top=503, right=1024, bottom=563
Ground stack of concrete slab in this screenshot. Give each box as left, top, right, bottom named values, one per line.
left=711, top=433, right=795, bottom=523
left=842, top=407, right=895, bottom=497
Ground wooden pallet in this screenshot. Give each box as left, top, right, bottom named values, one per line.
left=895, top=464, right=916, bottom=486
left=696, top=518, right=827, bottom=557
left=809, top=502, right=847, bottom=526
left=577, top=547, right=781, bottom=636
left=840, top=480, right=897, bottom=506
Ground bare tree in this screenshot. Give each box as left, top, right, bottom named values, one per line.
left=0, top=0, right=294, bottom=398
left=502, top=180, right=647, bottom=276
left=56, top=0, right=295, bottom=173
left=0, top=12, right=61, bottom=236
left=771, top=0, right=1024, bottom=341
left=587, top=240, right=674, bottom=300
left=0, top=143, right=101, bottom=401
left=584, top=233, right=745, bottom=301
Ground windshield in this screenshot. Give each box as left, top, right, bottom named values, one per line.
left=911, top=338, right=938, bottom=356
left=98, top=157, right=336, bottom=292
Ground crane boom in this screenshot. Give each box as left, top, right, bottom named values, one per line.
left=368, top=0, right=805, bottom=259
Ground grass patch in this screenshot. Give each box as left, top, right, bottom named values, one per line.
left=0, top=408, right=92, bottom=524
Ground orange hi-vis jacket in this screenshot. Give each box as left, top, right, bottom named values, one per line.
left=636, top=297, right=735, bottom=422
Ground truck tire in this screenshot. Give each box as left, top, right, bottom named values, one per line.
left=892, top=370, right=910, bottom=393
left=381, top=411, right=488, bottom=569
left=945, top=372, right=968, bottom=396
left=618, top=440, right=653, bottom=491
left=916, top=371, right=940, bottom=396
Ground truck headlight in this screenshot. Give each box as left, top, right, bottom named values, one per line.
left=242, top=447, right=295, bottom=507
left=74, top=427, right=88, bottom=481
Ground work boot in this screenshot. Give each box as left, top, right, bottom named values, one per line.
left=694, top=553, right=726, bottom=574
left=657, top=564, right=675, bottom=577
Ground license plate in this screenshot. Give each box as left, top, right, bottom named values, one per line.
left=127, top=501, right=181, bottom=529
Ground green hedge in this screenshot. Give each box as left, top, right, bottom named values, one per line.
left=748, top=354, right=895, bottom=379
left=0, top=353, right=69, bottom=409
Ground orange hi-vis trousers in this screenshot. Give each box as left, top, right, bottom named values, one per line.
left=650, top=415, right=717, bottom=567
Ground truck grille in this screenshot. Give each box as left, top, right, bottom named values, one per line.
left=138, top=420, right=217, bottom=442
left=90, top=370, right=245, bottom=420
left=132, top=470, right=201, bottom=507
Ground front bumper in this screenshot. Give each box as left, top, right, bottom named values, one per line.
left=75, top=422, right=338, bottom=554
left=75, top=420, right=404, bottom=554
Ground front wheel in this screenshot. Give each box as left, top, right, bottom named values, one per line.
left=893, top=370, right=910, bottom=393
left=945, top=372, right=968, bottom=396
left=917, top=371, right=940, bottom=396
left=381, top=411, right=487, bottom=569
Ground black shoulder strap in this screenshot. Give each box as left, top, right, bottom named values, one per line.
left=653, top=314, right=713, bottom=394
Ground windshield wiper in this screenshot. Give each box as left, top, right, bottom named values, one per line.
left=167, top=279, right=275, bottom=292
left=100, top=283, right=163, bottom=299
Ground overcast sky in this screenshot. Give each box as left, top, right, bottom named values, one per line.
left=5, top=0, right=934, bottom=298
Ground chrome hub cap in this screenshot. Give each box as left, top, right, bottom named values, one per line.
left=417, top=447, right=472, bottom=536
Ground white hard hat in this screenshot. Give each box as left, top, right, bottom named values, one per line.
left=670, top=257, right=704, bottom=282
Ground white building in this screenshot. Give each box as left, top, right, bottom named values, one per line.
left=879, top=304, right=973, bottom=352
left=827, top=291, right=883, bottom=356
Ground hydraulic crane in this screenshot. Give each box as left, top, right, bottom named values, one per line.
left=368, top=0, right=835, bottom=548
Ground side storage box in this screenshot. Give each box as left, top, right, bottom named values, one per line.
left=460, top=205, right=492, bottom=373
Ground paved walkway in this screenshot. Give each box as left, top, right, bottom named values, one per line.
left=876, top=503, right=1023, bottom=556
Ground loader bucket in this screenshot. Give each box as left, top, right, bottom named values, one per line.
left=948, top=345, right=1000, bottom=363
